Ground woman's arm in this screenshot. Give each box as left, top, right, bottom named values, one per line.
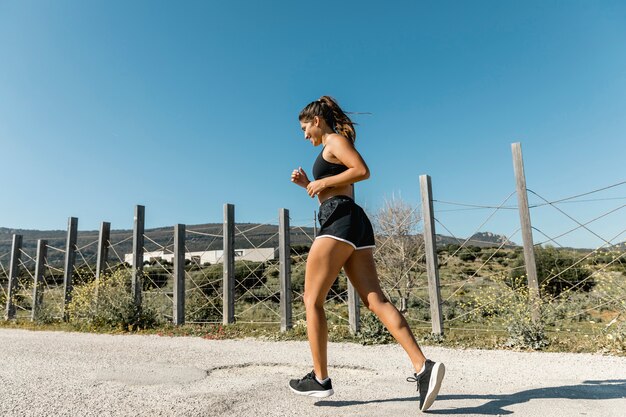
left=291, top=167, right=310, bottom=188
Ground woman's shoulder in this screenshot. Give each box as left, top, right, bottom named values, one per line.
left=325, top=133, right=353, bottom=149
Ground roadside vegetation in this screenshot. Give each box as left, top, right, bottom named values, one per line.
left=2, top=199, right=624, bottom=356
left=2, top=244, right=624, bottom=356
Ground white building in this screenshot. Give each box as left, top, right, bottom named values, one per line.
left=124, top=247, right=276, bottom=266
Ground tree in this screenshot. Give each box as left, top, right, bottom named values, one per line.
left=373, top=196, right=425, bottom=313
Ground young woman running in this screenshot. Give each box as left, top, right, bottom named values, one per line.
left=288, top=96, right=445, bottom=412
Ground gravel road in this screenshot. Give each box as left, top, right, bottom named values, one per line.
left=1, top=328, right=625, bottom=416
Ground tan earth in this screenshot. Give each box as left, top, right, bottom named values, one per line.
left=1, top=328, right=625, bottom=416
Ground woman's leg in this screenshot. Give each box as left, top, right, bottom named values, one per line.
left=304, top=237, right=354, bottom=379
left=343, top=248, right=427, bottom=373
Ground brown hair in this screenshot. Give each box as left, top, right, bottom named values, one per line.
left=299, top=96, right=356, bottom=143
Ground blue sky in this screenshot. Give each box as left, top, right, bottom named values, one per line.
left=1, top=1, right=625, bottom=249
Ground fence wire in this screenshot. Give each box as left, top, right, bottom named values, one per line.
left=0, top=247, right=12, bottom=315
left=290, top=214, right=352, bottom=327
left=524, top=181, right=626, bottom=336
left=232, top=221, right=281, bottom=324
left=429, top=191, right=523, bottom=331
left=142, top=229, right=176, bottom=323
left=184, top=224, right=224, bottom=324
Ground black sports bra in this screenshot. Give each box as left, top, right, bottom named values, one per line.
left=312, top=147, right=348, bottom=180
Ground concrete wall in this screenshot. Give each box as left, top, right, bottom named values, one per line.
left=124, top=247, right=276, bottom=265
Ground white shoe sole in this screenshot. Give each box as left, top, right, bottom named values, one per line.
left=421, top=362, right=445, bottom=411
left=289, top=385, right=334, bottom=398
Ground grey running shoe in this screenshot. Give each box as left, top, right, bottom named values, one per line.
left=289, top=371, right=334, bottom=398
left=407, top=360, right=445, bottom=411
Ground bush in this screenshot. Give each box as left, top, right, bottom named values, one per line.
left=186, top=261, right=268, bottom=294
left=509, top=247, right=594, bottom=296
left=468, top=275, right=549, bottom=350
left=291, top=244, right=311, bottom=255
left=358, top=312, right=394, bottom=345
left=457, top=247, right=481, bottom=262
left=185, top=289, right=222, bottom=323
left=601, top=321, right=626, bottom=354
left=67, top=270, right=162, bottom=331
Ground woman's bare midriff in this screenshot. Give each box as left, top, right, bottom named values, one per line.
left=317, top=184, right=354, bottom=204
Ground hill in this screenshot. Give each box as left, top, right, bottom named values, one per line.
left=1, top=224, right=520, bottom=267
left=0, top=224, right=315, bottom=266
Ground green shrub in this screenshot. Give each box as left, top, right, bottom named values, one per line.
left=601, top=321, right=626, bottom=354
left=509, top=247, right=593, bottom=296
left=468, top=274, right=549, bottom=350
left=185, top=289, right=222, bottom=323
left=458, top=247, right=481, bottom=262
left=185, top=261, right=268, bottom=294
left=291, top=244, right=311, bottom=255
left=67, top=270, right=162, bottom=331
left=358, top=311, right=394, bottom=345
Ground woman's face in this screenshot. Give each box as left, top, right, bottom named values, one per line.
left=300, top=117, right=323, bottom=146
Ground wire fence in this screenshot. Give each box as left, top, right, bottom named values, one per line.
left=286, top=215, right=349, bottom=327
left=526, top=182, right=626, bottom=337
left=0, top=240, right=14, bottom=317
left=421, top=178, right=626, bottom=339
left=2, top=146, right=625, bottom=347
left=430, top=190, right=523, bottom=333
left=184, top=225, right=224, bottom=324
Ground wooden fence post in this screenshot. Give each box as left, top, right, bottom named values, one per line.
left=279, top=208, right=292, bottom=331
left=223, top=203, right=235, bottom=324
left=4, top=234, right=22, bottom=320
left=347, top=283, right=360, bottom=334
left=63, top=217, right=78, bottom=320
left=348, top=185, right=360, bottom=334
left=512, top=142, right=541, bottom=322
left=96, top=221, right=111, bottom=281
left=173, top=224, right=186, bottom=326
left=132, top=205, right=145, bottom=308
left=31, top=239, right=47, bottom=321
left=420, top=175, right=444, bottom=335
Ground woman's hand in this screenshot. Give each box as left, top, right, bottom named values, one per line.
left=306, top=180, right=327, bottom=198
left=291, top=167, right=310, bottom=189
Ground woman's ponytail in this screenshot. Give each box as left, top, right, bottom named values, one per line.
left=299, top=96, right=357, bottom=143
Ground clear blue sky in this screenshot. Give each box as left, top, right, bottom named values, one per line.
left=1, top=1, right=625, bottom=249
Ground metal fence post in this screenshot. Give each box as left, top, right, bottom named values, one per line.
left=223, top=203, right=235, bottom=324
left=63, top=217, right=78, bottom=320
left=96, top=221, right=111, bottom=281
left=132, top=205, right=145, bottom=309
left=420, top=175, right=444, bottom=335
left=279, top=208, right=292, bottom=331
left=173, top=224, right=186, bottom=325
left=31, top=239, right=47, bottom=321
left=4, top=234, right=22, bottom=320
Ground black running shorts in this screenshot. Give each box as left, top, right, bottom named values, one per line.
left=316, top=195, right=376, bottom=250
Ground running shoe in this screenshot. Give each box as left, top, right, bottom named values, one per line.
left=407, top=360, right=445, bottom=411
left=289, top=370, right=334, bottom=398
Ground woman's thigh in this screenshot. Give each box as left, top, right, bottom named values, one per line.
left=304, top=237, right=354, bottom=305
left=343, top=248, right=387, bottom=307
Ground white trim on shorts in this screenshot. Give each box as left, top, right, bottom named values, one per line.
left=315, top=235, right=376, bottom=250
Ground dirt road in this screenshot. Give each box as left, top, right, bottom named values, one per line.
left=1, top=329, right=624, bottom=416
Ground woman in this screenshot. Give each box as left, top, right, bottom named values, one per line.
left=288, top=96, right=445, bottom=412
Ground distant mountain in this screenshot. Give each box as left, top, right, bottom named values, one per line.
left=469, top=232, right=517, bottom=247
left=610, top=241, right=626, bottom=250
left=0, top=223, right=316, bottom=267
left=435, top=231, right=517, bottom=248
left=1, top=224, right=520, bottom=268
